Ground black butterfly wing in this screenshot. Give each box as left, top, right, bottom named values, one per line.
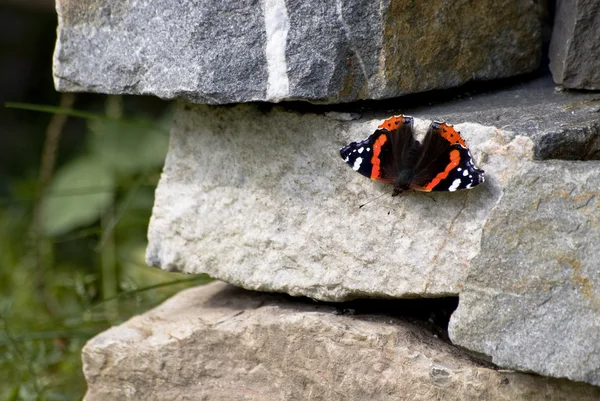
left=340, top=130, right=394, bottom=183
left=410, top=122, right=485, bottom=192
left=340, top=115, right=419, bottom=185
left=381, top=116, right=421, bottom=176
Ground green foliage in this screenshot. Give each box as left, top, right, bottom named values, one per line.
left=42, top=156, right=115, bottom=236
left=1, top=98, right=210, bottom=401
left=40, top=112, right=170, bottom=237
left=89, top=117, right=170, bottom=175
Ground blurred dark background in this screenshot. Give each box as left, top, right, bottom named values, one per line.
left=1, top=0, right=62, bottom=188
left=0, top=2, right=208, bottom=400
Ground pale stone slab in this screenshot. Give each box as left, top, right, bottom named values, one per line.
left=146, top=102, right=534, bottom=301
left=82, top=282, right=600, bottom=401
left=53, top=0, right=540, bottom=104
left=449, top=161, right=600, bottom=386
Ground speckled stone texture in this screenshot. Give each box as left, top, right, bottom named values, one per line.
left=53, top=0, right=541, bottom=104
left=82, top=282, right=600, bottom=401
left=146, top=77, right=600, bottom=303
left=146, top=103, right=530, bottom=301
left=449, top=161, right=600, bottom=386
left=144, top=76, right=600, bottom=387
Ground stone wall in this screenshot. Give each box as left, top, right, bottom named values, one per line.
left=53, top=0, right=600, bottom=398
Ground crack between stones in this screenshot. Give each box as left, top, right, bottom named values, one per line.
left=576, top=194, right=596, bottom=210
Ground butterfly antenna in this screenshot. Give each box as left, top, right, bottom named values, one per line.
left=418, top=192, right=436, bottom=202
left=359, top=190, right=394, bottom=208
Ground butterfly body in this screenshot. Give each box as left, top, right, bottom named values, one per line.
left=340, top=116, right=484, bottom=195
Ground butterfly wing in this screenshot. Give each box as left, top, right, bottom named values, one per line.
left=379, top=116, right=421, bottom=177
left=410, top=122, right=484, bottom=192
left=340, top=115, right=419, bottom=184
left=340, top=130, right=394, bottom=183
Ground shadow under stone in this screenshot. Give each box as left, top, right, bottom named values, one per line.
left=203, top=283, right=459, bottom=343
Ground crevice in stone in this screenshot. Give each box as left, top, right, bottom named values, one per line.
left=252, top=69, right=548, bottom=115
left=205, top=282, right=460, bottom=343
left=281, top=293, right=460, bottom=343
left=274, top=290, right=497, bottom=367
left=328, top=296, right=460, bottom=342
left=237, top=73, right=600, bottom=162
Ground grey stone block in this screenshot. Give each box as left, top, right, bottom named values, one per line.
left=449, top=161, right=600, bottom=386
left=82, top=282, right=600, bottom=400
left=549, top=0, right=600, bottom=90
left=53, top=0, right=541, bottom=104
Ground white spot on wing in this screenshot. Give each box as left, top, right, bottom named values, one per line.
left=463, top=169, right=469, bottom=176
left=352, top=157, right=363, bottom=171
left=448, top=178, right=462, bottom=192
left=358, top=147, right=364, bottom=154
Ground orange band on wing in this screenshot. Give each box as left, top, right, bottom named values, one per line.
left=437, top=123, right=466, bottom=147
left=370, top=134, right=387, bottom=180
left=421, top=149, right=461, bottom=191
left=378, top=115, right=404, bottom=131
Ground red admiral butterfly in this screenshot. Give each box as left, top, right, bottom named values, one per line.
left=340, top=115, right=485, bottom=196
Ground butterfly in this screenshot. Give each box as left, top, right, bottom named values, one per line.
left=340, top=115, right=484, bottom=196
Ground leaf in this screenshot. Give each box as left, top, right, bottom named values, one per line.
left=88, top=113, right=170, bottom=175
left=6, top=384, right=19, bottom=401
left=42, top=157, right=115, bottom=236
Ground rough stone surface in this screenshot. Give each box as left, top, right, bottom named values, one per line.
left=147, top=103, right=531, bottom=301
left=143, top=76, right=600, bottom=387
left=146, top=76, right=600, bottom=302
left=82, top=281, right=600, bottom=401
left=449, top=161, right=600, bottom=386
left=549, top=0, right=600, bottom=90
left=53, top=0, right=541, bottom=104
